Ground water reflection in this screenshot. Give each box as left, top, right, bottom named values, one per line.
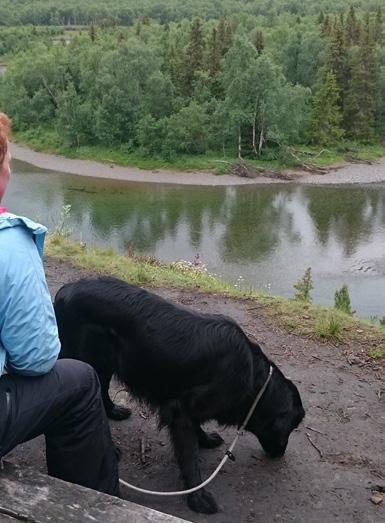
left=306, top=186, right=385, bottom=256
left=5, top=159, right=385, bottom=318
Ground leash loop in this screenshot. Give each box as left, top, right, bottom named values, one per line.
left=119, top=365, right=273, bottom=496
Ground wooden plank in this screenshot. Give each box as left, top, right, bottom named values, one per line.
left=0, top=461, right=191, bottom=523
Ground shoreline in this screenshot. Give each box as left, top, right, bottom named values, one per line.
left=10, top=142, right=385, bottom=186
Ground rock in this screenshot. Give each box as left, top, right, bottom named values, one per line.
left=370, top=493, right=383, bottom=505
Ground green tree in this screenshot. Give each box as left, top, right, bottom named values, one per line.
left=217, top=17, right=232, bottom=57
left=327, top=17, right=348, bottom=111
left=374, top=7, right=384, bottom=46
left=221, top=35, right=258, bottom=158
left=307, top=71, right=344, bottom=145
left=164, top=101, right=209, bottom=154
left=57, top=82, right=94, bottom=146
left=321, top=14, right=331, bottom=38
left=345, top=6, right=359, bottom=46
left=136, top=114, right=168, bottom=155
left=207, top=27, right=222, bottom=97
left=344, top=18, right=377, bottom=141
left=334, top=284, right=353, bottom=315
left=142, top=71, right=175, bottom=119
left=375, top=58, right=385, bottom=137
left=254, top=30, right=264, bottom=56
left=293, top=267, right=313, bottom=303
left=93, top=39, right=162, bottom=144
left=222, top=36, right=308, bottom=157
left=183, top=18, right=205, bottom=96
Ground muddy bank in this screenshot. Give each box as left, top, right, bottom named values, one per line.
left=10, top=143, right=274, bottom=186
left=6, top=258, right=385, bottom=523
left=11, top=142, right=385, bottom=186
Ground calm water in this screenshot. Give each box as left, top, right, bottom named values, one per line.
left=5, top=159, right=385, bottom=319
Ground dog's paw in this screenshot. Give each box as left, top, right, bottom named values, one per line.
left=199, top=431, right=224, bottom=449
left=187, top=489, right=218, bottom=514
left=108, top=404, right=131, bottom=421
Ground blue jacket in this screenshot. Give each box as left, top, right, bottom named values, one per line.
left=0, top=212, right=60, bottom=376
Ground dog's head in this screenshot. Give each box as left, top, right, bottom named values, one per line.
left=246, top=367, right=305, bottom=458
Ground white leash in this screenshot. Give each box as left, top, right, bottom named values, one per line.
left=119, top=365, right=273, bottom=496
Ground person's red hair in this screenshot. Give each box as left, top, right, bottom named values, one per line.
left=0, top=112, right=11, bottom=165
left=0, top=112, right=11, bottom=137
left=0, top=128, right=8, bottom=166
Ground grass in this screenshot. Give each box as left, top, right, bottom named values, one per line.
left=46, top=236, right=385, bottom=363
left=315, top=314, right=342, bottom=339
left=13, top=128, right=385, bottom=174
left=368, top=347, right=385, bottom=360
left=47, top=234, right=240, bottom=293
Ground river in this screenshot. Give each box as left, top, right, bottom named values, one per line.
left=5, top=158, right=385, bottom=320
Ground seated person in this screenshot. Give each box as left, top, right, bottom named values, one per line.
left=0, top=113, right=119, bottom=496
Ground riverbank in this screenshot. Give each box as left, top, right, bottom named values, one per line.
left=11, top=142, right=385, bottom=186
left=46, top=236, right=385, bottom=360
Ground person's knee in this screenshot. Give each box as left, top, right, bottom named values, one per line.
left=54, top=359, right=100, bottom=398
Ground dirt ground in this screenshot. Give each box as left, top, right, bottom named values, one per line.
left=7, top=258, right=385, bottom=523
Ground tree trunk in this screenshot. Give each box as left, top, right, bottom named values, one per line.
left=258, top=126, right=264, bottom=154
left=252, top=120, right=257, bottom=155
left=252, top=101, right=258, bottom=156
left=238, top=127, right=243, bottom=160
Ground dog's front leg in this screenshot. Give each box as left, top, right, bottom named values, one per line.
left=161, top=402, right=219, bottom=514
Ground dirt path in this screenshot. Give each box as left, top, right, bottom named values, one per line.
left=11, top=142, right=385, bottom=186
left=7, top=259, right=385, bottom=522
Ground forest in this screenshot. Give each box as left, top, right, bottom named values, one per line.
left=0, top=1, right=384, bottom=166
left=0, top=0, right=383, bottom=26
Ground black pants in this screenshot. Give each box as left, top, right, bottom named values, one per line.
left=0, top=359, right=119, bottom=496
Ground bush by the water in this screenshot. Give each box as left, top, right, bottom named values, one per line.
left=334, top=284, right=353, bottom=315
left=293, top=267, right=313, bottom=303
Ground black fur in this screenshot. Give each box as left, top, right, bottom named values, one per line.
left=54, top=276, right=305, bottom=514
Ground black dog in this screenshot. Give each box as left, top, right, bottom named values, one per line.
left=54, top=276, right=305, bottom=514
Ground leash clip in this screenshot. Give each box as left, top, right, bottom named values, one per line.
left=226, top=450, right=236, bottom=462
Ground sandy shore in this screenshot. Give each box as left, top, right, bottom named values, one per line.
left=10, top=142, right=385, bottom=186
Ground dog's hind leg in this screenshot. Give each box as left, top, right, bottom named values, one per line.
left=77, top=325, right=131, bottom=421
left=195, top=424, right=224, bottom=449
left=160, top=401, right=219, bottom=514
left=98, top=367, right=131, bottom=421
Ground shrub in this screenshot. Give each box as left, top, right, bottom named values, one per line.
left=52, top=204, right=72, bottom=239
left=293, top=267, right=313, bottom=303
left=334, top=284, right=353, bottom=315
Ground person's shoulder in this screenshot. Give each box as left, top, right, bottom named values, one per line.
left=0, top=223, right=35, bottom=262
left=0, top=213, right=46, bottom=233
left=0, top=222, right=24, bottom=240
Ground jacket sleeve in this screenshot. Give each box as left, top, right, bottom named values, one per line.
left=0, top=228, right=60, bottom=376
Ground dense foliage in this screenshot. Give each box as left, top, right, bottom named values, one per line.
left=0, top=0, right=383, bottom=26
left=0, top=4, right=384, bottom=159
left=0, top=26, right=60, bottom=57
